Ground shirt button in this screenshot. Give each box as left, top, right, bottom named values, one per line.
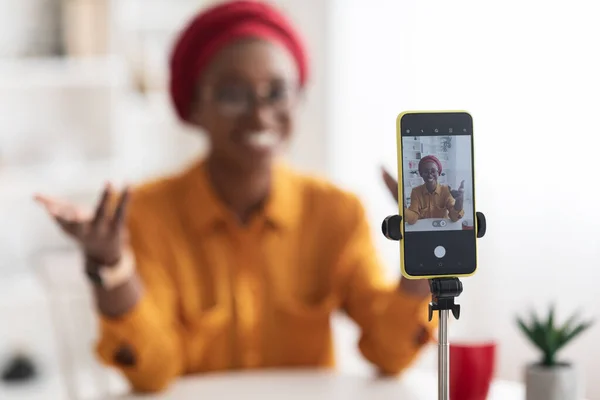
left=113, top=344, right=136, bottom=366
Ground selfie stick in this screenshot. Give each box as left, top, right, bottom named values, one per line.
left=382, top=212, right=486, bottom=400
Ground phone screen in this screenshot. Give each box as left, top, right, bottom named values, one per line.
left=400, top=112, right=477, bottom=277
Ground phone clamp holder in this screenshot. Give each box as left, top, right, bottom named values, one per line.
left=429, top=277, right=462, bottom=321
left=381, top=211, right=486, bottom=400
left=381, top=212, right=486, bottom=241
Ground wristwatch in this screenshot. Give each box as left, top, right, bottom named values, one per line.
left=85, top=250, right=135, bottom=290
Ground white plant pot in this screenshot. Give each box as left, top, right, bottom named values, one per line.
left=525, top=363, right=582, bottom=400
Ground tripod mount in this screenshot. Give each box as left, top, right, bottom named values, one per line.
left=381, top=211, right=486, bottom=400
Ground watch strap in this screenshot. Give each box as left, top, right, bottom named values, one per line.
left=85, top=251, right=135, bottom=290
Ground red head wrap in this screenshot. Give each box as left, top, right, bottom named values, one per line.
left=169, top=0, right=309, bottom=122
left=418, top=155, right=442, bottom=174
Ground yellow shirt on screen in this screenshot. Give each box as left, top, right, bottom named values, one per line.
left=405, top=183, right=464, bottom=225
left=95, top=160, right=436, bottom=393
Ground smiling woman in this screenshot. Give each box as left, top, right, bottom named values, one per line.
left=187, top=38, right=300, bottom=170
left=32, top=0, right=434, bottom=394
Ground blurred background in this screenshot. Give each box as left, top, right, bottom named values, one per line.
left=0, top=0, right=598, bottom=399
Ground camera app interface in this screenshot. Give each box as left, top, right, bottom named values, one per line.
left=402, top=134, right=474, bottom=233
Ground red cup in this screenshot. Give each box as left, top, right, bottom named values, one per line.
left=450, top=342, right=496, bottom=400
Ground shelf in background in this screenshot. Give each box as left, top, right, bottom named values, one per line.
left=0, top=55, right=129, bottom=87
left=0, top=157, right=139, bottom=201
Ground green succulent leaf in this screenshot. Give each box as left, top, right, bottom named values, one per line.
left=560, top=321, right=594, bottom=349
left=516, top=306, right=594, bottom=366
left=517, top=318, right=537, bottom=345
left=559, top=311, right=581, bottom=335
left=547, top=305, right=555, bottom=329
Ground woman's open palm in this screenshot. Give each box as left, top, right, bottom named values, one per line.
left=449, top=180, right=465, bottom=200
left=34, top=184, right=130, bottom=266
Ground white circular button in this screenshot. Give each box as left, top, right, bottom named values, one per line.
left=434, top=246, right=446, bottom=258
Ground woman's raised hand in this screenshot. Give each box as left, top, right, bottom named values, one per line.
left=34, top=183, right=130, bottom=266
left=449, top=180, right=465, bottom=201
left=381, top=166, right=399, bottom=203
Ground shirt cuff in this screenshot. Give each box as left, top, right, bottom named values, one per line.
left=95, top=294, right=163, bottom=368
left=378, top=288, right=436, bottom=346
left=449, top=208, right=465, bottom=221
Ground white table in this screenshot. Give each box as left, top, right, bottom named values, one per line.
left=114, top=369, right=525, bottom=399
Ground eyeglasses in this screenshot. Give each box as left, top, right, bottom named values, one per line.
left=421, top=168, right=439, bottom=175
left=201, top=81, right=298, bottom=118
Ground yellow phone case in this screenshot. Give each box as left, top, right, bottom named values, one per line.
left=396, top=110, right=478, bottom=280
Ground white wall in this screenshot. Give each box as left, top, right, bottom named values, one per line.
left=329, top=0, right=600, bottom=398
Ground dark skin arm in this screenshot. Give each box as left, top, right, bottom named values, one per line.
left=34, top=184, right=142, bottom=318
left=35, top=171, right=430, bottom=312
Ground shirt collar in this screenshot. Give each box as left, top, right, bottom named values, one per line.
left=178, top=158, right=300, bottom=234
left=422, top=182, right=442, bottom=195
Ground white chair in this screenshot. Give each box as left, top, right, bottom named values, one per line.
left=34, top=245, right=128, bottom=400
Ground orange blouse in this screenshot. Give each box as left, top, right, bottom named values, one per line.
left=405, top=183, right=464, bottom=225
left=95, top=160, right=436, bottom=393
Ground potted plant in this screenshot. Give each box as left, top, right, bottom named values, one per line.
left=517, top=306, right=593, bottom=400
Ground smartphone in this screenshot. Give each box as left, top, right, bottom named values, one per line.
left=396, top=111, right=477, bottom=279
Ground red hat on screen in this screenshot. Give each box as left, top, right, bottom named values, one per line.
left=169, top=0, right=309, bottom=122
left=418, top=155, right=442, bottom=174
